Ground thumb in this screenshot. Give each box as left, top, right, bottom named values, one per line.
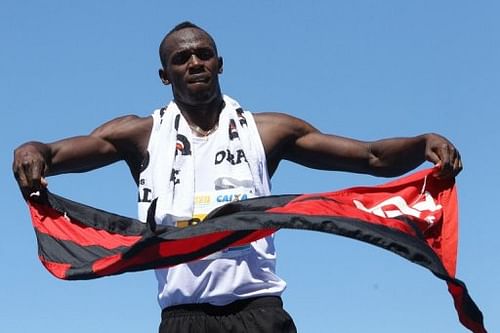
left=426, top=148, right=441, bottom=166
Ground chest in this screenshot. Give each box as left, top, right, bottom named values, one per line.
left=192, top=134, right=253, bottom=192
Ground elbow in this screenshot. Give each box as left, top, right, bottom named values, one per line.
left=366, top=145, right=405, bottom=178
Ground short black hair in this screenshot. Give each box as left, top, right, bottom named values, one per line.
left=159, top=21, right=218, bottom=68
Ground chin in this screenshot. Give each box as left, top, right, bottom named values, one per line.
left=187, top=89, right=219, bottom=105
left=174, top=85, right=221, bottom=106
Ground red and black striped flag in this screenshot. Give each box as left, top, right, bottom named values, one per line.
left=27, top=168, right=486, bottom=333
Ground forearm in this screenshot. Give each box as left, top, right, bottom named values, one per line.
left=48, top=136, right=120, bottom=176
left=15, top=137, right=119, bottom=176
left=13, top=135, right=120, bottom=198
left=367, top=134, right=428, bottom=177
left=285, top=132, right=430, bottom=177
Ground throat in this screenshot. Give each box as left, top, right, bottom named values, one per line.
left=188, top=122, right=219, bottom=137
left=177, top=98, right=225, bottom=137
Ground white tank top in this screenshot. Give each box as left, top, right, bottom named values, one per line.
left=139, top=109, right=286, bottom=308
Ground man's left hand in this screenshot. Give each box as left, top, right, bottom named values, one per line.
left=424, top=133, right=463, bottom=179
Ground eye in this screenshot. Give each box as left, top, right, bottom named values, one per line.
left=171, top=51, right=191, bottom=65
left=196, top=48, right=214, bottom=61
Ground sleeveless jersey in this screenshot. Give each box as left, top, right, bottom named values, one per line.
left=138, top=108, right=286, bottom=308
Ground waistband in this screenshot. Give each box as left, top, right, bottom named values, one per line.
left=162, top=296, right=283, bottom=317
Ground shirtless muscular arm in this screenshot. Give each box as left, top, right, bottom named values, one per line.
left=13, top=115, right=152, bottom=198
left=255, top=112, right=462, bottom=179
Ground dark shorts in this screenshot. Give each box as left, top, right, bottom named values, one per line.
left=159, top=296, right=297, bottom=333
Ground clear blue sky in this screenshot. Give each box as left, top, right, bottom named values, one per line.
left=2, top=1, right=498, bottom=332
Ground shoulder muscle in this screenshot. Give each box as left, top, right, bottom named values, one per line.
left=254, top=112, right=318, bottom=176
left=90, top=115, right=152, bottom=157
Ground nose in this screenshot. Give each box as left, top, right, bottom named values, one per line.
left=188, top=53, right=203, bottom=67
left=187, top=53, right=204, bottom=74
left=187, top=54, right=204, bottom=74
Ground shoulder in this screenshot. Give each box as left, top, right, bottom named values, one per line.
left=90, top=115, right=153, bottom=141
left=252, top=112, right=319, bottom=172
left=254, top=112, right=317, bottom=141
left=89, top=115, right=153, bottom=163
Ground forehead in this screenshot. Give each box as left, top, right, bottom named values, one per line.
left=165, top=28, right=215, bottom=54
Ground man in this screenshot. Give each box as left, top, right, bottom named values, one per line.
left=13, top=22, right=462, bottom=332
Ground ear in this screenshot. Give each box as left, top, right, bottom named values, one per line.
left=158, top=68, right=170, bottom=85
left=218, top=56, right=223, bottom=74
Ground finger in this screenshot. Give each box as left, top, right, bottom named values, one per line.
left=21, top=160, right=35, bottom=189
left=21, top=159, right=44, bottom=195
left=445, top=145, right=461, bottom=178
left=427, top=150, right=445, bottom=177
left=427, top=149, right=441, bottom=166
left=14, top=167, right=34, bottom=200
left=435, top=144, right=454, bottom=179
left=29, top=160, right=45, bottom=189
left=13, top=165, right=24, bottom=184
left=452, top=150, right=463, bottom=177
left=429, top=157, right=445, bottom=178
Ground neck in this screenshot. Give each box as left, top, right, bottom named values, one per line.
left=175, top=94, right=224, bottom=131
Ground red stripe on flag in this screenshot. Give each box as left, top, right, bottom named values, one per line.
left=268, top=197, right=417, bottom=236
left=29, top=201, right=142, bottom=250
left=155, top=229, right=276, bottom=257
left=38, top=255, right=72, bottom=279
left=92, top=229, right=276, bottom=276
left=93, top=231, right=238, bottom=276
left=225, top=229, right=276, bottom=247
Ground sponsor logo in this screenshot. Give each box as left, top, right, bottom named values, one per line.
left=195, top=195, right=211, bottom=206
left=217, top=193, right=249, bottom=202
left=214, top=149, right=247, bottom=165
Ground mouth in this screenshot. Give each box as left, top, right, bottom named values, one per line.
left=187, top=74, right=210, bottom=84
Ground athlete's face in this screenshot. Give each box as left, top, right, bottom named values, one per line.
left=159, top=28, right=223, bottom=106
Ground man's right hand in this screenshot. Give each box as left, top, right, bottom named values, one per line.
left=13, top=142, right=51, bottom=199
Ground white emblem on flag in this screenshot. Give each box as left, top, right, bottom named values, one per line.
left=353, top=191, right=442, bottom=224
